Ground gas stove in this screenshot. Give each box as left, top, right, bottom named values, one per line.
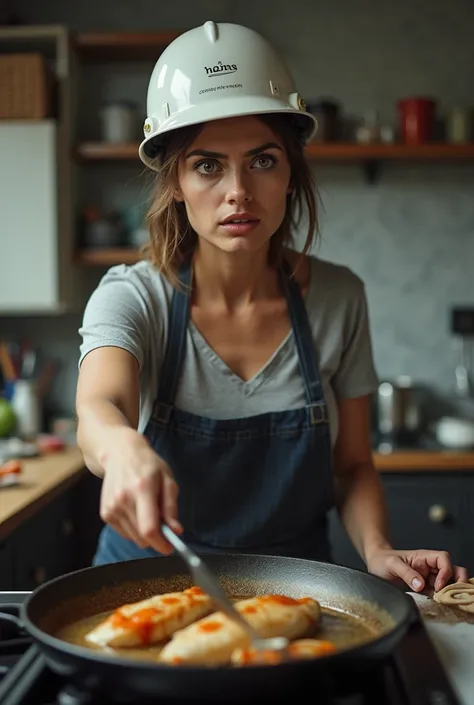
left=0, top=591, right=461, bottom=705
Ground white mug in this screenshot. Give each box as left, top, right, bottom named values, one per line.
left=100, top=101, right=138, bottom=143
left=11, top=379, right=41, bottom=438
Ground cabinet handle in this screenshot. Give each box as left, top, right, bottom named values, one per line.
left=61, top=518, right=74, bottom=536
left=428, top=504, right=448, bottom=524
left=33, top=566, right=47, bottom=585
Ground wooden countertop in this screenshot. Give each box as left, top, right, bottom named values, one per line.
left=0, top=445, right=473, bottom=541
left=373, top=449, right=474, bottom=471
left=0, top=446, right=86, bottom=539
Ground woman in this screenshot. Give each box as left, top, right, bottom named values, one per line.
left=77, top=21, right=467, bottom=593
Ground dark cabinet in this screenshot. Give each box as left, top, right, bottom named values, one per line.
left=329, top=471, right=474, bottom=575
left=0, top=540, right=14, bottom=590
left=12, top=489, right=77, bottom=590
left=8, top=472, right=103, bottom=591
left=461, top=475, right=474, bottom=572
left=4, top=466, right=474, bottom=590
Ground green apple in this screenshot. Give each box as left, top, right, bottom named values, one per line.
left=0, top=398, right=16, bottom=437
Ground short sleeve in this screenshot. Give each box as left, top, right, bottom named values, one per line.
left=78, top=264, right=151, bottom=370
left=332, top=281, right=379, bottom=400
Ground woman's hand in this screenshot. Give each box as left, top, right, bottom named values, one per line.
left=99, top=427, right=183, bottom=554
left=366, top=548, right=469, bottom=593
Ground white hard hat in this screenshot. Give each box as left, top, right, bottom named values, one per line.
left=138, top=20, right=318, bottom=169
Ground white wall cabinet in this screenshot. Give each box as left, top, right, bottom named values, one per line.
left=0, top=26, right=82, bottom=315
left=0, top=120, right=70, bottom=313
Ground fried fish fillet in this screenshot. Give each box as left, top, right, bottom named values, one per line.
left=85, top=587, right=213, bottom=648
left=231, top=637, right=337, bottom=665
left=159, top=594, right=321, bottom=666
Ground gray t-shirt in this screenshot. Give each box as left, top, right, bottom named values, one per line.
left=78, top=255, right=379, bottom=447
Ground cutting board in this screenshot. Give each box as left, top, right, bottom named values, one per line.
left=409, top=592, right=474, bottom=705
left=411, top=592, right=474, bottom=625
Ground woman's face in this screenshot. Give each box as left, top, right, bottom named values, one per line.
left=176, top=116, right=291, bottom=255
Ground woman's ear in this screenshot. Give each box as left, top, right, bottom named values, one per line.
left=174, top=187, right=184, bottom=203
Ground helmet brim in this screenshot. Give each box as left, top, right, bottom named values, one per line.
left=138, top=95, right=318, bottom=169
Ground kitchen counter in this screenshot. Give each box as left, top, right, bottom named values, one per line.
left=410, top=592, right=474, bottom=705
left=0, top=446, right=86, bottom=540
left=373, top=449, right=474, bottom=471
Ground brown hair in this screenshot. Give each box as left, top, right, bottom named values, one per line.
left=141, top=114, right=319, bottom=288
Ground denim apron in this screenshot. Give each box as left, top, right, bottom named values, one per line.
left=93, top=259, right=335, bottom=565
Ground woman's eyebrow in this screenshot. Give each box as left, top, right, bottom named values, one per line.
left=185, top=142, right=283, bottom=160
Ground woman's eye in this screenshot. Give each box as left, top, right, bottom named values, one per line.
left=253, top=154, right=276, bottom=169
left=195, top=160, right=219, bottom=175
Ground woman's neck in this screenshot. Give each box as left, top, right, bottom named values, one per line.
left=192, top=242, right=279, bottom=312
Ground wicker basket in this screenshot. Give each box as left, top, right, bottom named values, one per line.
left=0, top=53, right=53, bottom=119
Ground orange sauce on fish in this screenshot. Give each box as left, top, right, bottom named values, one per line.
left=110, top=607, right=162, bottom=645
left=238, top=648, right=284, bottom=665
left=161, top=596, right=180, bottom=605
left=290, top=640, right=336, bottom=657
left=198, top=620, right=223, bottom=633
left=260, top=595, right=299, bottom=606
left=237, top=640, right=336, bottom=665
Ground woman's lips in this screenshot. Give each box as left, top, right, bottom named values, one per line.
left=219, top=217, right=260, bottom=235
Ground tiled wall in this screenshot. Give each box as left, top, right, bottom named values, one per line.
left=1, top=0, right=473, bottom=417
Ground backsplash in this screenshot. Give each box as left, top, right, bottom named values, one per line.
left=2, top=0, right=473, bottom=417
left=311, top=162, right=474, bottom=391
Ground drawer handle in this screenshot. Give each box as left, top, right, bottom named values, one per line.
left=428, top=504, right=448, bottom=524
left=33, top=566, right=47, bottom=585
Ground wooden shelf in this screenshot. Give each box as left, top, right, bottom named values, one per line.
left=74, top=31, right=181, bottom=60
left=307, top=142, right=474, bottom=160
left=75, top=141, right=474, bottom=162
left=76, top=142, right=140, bottom=160
left=75, top=248, right=142, bottom=266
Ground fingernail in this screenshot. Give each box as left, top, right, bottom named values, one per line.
left=412, top=578, right=423, bottom=590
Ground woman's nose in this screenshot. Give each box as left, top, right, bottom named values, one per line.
left=225, top=169, right=252, bottom=204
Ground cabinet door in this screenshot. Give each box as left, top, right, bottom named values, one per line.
left=329, top=473, right=466, bottom=571
left=72, top=472, right=104, bottom=567
left=0, top=540, right=14, bottom=590
left=460, top=475, right=474, bottom=573
left=0, top=121, right=61, bottom=313
left=12, top=490, right=77, bottom=590
left=383, top=474, right=465, bottom=565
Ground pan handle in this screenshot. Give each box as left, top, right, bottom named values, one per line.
left=0, top=604, right=25, bottom=639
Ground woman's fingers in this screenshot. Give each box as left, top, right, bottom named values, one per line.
left=161, top=471, right=183, bottom=534
left=135, top=483, right=173, bottom=554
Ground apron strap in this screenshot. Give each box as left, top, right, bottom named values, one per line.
left=279, top=258, right=325, bottom=407
left=155, top=260, right=192, bottom=406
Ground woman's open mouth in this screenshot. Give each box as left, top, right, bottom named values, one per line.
left=219, top=213, right=260, bottom=235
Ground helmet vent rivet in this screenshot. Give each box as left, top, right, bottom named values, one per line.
left=269, top=81, right=280, bottom=96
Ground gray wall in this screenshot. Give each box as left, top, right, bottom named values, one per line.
left=1, top=0, right=473, bottom=418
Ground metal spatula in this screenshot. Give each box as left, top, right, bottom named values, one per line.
left=162, top=525, right=289, bottom=655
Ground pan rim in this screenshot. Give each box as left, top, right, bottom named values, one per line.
left=20, top=553, right=416, bottom=674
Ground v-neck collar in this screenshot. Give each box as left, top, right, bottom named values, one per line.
left=188, top=321, right=294, bottom=395
left=185, top=257, right=314, bottom=395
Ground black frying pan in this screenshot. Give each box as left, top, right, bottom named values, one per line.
left=21, top=553, right=416, bottom=702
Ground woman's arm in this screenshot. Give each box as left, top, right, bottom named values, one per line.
left=333, top=394, right=468, bottom=592
left=76, top=347, right=141, bottom=477
left=76, top=347, right=181, bottom=552
left=333, top=394, right=392, bottom=562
